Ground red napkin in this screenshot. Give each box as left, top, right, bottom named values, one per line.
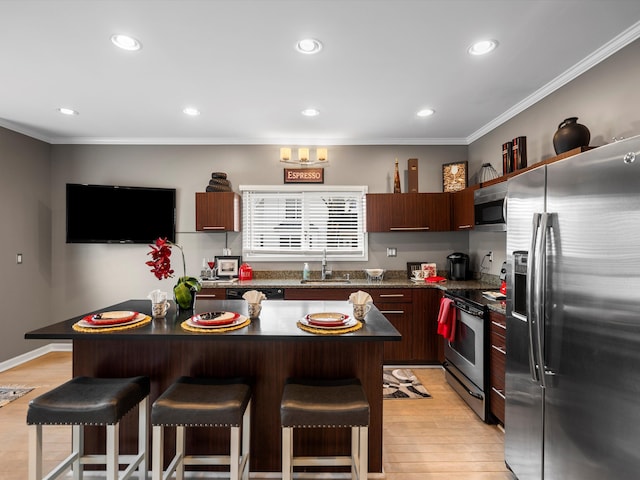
left=426, top=276, right=447, bottom=283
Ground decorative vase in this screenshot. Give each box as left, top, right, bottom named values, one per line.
left=553, top=117, right=590, bottom=155
left=479, top=163, right=499, bottom=183
left=174, top=283, right=197, bottom=311
left=393, top=158, right=401, bottom=193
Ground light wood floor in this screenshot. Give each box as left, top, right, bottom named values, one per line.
left=0, top=352, right=515, bottom=479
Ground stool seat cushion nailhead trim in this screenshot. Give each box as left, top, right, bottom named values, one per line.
left=27, top=376, right=150, bottom=426
left=280, top=378, right=370, bottom=428
left=152, top=376, right=252, bottom=427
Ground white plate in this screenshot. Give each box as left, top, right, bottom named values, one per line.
left=300, top=316, right=357, bottom=330
left=186, top=315, right=248, bottom=329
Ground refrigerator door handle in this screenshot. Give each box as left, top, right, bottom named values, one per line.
left=534, top=212, right=549, bottom=389
left=527, top=213, right=541, bottom=383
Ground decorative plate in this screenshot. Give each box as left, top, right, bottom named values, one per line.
left=190, top=311, right=240, bottom=326
left=83, top=311, right=139, bottom=325
left=78, top=312, right=145, bottom=328
left=186, top=314, right=246, bottom=329
left=301, top=314, right=356, bottom=329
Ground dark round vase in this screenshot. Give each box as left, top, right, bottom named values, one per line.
left=553, top=117, right=590, bottom=155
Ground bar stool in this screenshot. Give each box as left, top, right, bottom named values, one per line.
left=280, top=378, right=369, bottom=480
left=151, top=377, right=252, bottom=480
left=26, top=376, right=150, bottom=480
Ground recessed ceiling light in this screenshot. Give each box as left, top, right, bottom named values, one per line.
left=111, top=34, right=142, bottom=51
left=183, top=107, right=201, bottom=116
left=57, top=107, right=78, bottom=116
left=301, top=108, right=320, bottom=117
left=296, top=38, right=323, bottom=54
left=468, top=39, right=498, bottom=56
left=417, top=108, right=435, bottom=117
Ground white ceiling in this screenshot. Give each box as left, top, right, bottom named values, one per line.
left=2, top=0, right=640, bottom=145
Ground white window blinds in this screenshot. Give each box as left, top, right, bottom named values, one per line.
left=240, top=185, right=368, bottom=261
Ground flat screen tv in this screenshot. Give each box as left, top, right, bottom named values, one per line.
left=66, top=183, right=176, bottom=244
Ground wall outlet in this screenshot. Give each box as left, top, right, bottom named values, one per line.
left=386, top=247, right=397, bottom=257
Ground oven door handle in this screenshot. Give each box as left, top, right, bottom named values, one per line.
left=443, top=361, right=484, bottom=400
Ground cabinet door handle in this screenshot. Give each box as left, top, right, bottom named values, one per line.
left=379, top=294, right=405, bottom=298
left=197, top=294, right=220, bottom=299
left=491, top=320, right=507, bottom=330
left=457, top=224, right=473, bottom=229
left=389, top=226, right=430, bottom=231
left=491, top=386, right=506, bottom=400
left=491, top=344, right=506, bottom=355
left=380, top=310, right=405, bottom=315
left=203, top=226, right=226, bottom=230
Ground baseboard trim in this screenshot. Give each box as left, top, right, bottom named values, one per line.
left=0, top=343, right=72, bottom=373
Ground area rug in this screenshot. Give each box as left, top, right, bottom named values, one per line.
left=383, top=368, right=431, bottom=399
left=0, top=385, right=34, bottom=407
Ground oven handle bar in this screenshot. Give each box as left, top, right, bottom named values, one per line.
left=447, top=299, right=485, bottom=318
left=443, top=361, right=484, bottom=400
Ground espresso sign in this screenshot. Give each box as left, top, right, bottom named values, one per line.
left=284, top=167, right=324, bottom=184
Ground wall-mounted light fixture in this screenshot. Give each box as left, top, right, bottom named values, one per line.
left=280, top=147, right=329, bottom=166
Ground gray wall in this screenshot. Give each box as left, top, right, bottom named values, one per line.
left=1, top=127, right=51, bottom=360
left=467, top=37, right=640, bottom=275
left=49, top=144, right=468, bottom=326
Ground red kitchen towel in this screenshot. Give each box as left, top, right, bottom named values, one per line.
left=437, top=297, right=456, bottom=342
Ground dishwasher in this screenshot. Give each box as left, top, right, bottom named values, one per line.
left=226, top=287, right=285, bottom=300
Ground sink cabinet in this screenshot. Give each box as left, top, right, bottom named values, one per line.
left=195, top=192, right=241, bottom=232
left=365, top=193, right=451, bottom=232
left=284, top=287, right=441, bottom=364
left=489, top=310, right=506, bottom=424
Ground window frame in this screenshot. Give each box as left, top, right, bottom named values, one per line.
left=239, top=184, right=368, bottom=262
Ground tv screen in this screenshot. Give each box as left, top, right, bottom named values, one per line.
left=66, top=183, right=176, bottom=244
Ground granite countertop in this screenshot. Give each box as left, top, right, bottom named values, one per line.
left=200, top=270, right=507, bottom=315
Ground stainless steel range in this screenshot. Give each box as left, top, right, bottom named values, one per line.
left=443, top=289, right=489, bottom=422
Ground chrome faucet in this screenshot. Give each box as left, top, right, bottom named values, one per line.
left=321, top=248, right=328, bottom=280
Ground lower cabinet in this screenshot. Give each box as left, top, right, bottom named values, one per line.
left=489, top=310, right=506, bottom=424
left=283, top=287, right=441, bottom=364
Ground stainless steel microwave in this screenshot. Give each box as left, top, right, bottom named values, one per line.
left=474, top=182, right=507, bottom=231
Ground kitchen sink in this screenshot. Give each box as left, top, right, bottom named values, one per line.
left=299, top=279, right=351, bottom=284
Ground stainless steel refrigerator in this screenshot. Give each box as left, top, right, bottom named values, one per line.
left=504, top=135, right=640, bottom=480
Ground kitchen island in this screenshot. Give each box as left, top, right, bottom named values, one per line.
left=25, top=298, right=400, bottom=474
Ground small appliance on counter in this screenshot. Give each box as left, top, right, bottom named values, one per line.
left=447, top=252, right=470, bottom=280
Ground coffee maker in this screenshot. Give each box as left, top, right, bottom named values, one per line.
left=447, top=252, right=470, bottom=280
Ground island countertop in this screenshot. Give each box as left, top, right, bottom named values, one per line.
left=24, top=298, right=401, bottom=341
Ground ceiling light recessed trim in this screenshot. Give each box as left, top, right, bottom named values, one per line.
left=111, top=34, right=142, bottom=51
left=301, top=108, right=320, bottom=117
left=183, top=107, right=201, bottom=116
left=417, top=108, right=435, bottom=117
left=468, top=39, right=498, bottom=56
left=57, top=107, right=79, bottom=116
left=296, top=38, right=323, bottom=54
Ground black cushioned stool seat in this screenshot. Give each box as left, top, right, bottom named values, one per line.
left=27, top=376, right=150, bottom=480
left=280, top=378, right=369, bottom=480
left=151, top=377, right=252, bottom=480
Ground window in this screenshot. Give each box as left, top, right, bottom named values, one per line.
left=240, top=185, right=368, bottom=261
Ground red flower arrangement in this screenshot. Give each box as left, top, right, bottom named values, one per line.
left=146, top=238, right=201, bottom=309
